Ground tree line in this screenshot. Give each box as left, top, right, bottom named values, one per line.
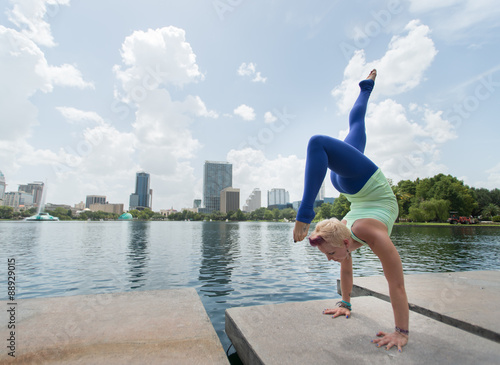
left=315, top=173, right=500, bottom=223
left=1, top=173, right=499, bottom=222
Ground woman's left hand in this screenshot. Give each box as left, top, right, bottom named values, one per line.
left=371, top=331, right=408, bottom=352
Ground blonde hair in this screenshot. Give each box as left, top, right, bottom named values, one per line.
left=311, top=218, right=350, bottom=247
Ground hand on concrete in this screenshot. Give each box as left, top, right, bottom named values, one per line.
left=293, top=220, right=310, bottom=242
left=323, top=307, right=351, bottom=319
left=371, top=331, right=408, bottom=352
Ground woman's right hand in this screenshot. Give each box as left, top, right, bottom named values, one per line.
left=323, top=307, right=351, bottom=319
left=293, top=220, right=310, bottom=242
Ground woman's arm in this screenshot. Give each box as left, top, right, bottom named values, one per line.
left=323, top=252, right=353, bottom=318
left=355, top=220, right=409, bottom=351
left=340, top=254, right=353, bottom=304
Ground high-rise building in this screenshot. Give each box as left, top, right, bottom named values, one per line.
left=193, top=199, right=202, bottom=209
left=89, top=203, right=124, bottom=215
left=203, top=161, right=232, bottom=213
left=18, top=181, right=44, bottom=207
left=129, top=172, right=152, bottom=210
left=0, top=170, right=5, bottom=203
left=242, top=188, right=261, bottom=212
left=220, top=187, right=240, bottom=213
left=267, top=188, right=289, bottom=207
left=4, top=191, right=34, bottom=208
left=316, top=180, right=325, bottom=201
left=86, top=195, right=107, bottom=208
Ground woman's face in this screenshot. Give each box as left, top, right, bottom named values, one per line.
left=317, top=240, right=349, bottom=262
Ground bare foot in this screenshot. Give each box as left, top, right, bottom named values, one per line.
left=293, top=220, right=310, bottom=242
left=367, top=69, right=377, bottom=81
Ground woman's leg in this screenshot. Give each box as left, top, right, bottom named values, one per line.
left=295, top=70, right=378, bottom=225
left=296, top=136, right=377, bottom=224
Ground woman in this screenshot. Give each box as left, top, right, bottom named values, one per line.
left=293, top=70, right=409, bottom=352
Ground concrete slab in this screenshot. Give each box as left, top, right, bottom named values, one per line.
left=1, top=289, right=229, bottom=364
left=337, top=270, right=500, bottom=342
left=226, top=296, right=500, bottom=365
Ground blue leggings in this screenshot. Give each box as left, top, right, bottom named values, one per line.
left=296, top=79, right=378, bottom=224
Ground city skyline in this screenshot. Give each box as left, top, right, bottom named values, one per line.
left=1, top=1, right=499, bottom=210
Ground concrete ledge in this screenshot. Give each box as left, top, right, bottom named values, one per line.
left=337, top=270, right=500, bottom=342
left=226, top=296, right=500, bottom=365
left=1, top=289, right=229, bottom=364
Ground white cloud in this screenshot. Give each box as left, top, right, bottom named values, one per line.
left=237, top=62, right=267, bottom=83
left=332, top=20, right=437, bottom=114
left=264, top=111, right=277, bottom=124
left=227, top=148, right=305, bottom=204
left=407, top=0, right=500, bottom=38
left=474, top=162, right=500, bottom=190
left=56, top=107, right=104, bottom=124
left=113, top=26, right=204, bottom=99
left=111, top=26, right=212, bottom=209
left=336, top=99, right=456, bottom=182
left=234, top=104, right=256, bottom=121
left=6, top=0, right=70, bottom=47
left=0, top=25, right=92, bottom=142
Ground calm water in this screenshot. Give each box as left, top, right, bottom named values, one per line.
left=1, top=221, right=499, bottom=352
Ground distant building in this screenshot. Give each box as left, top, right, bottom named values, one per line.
left=324, top=197, right=335, bottom=205
left=0, top=170, right=6, bottom=204
left=203, top=161, right=232, bottom=213
left=18, top=181, right=44, bottom=207
left=129, top=172, right=152, bottom=210
left=316, top=180, right=325, bottom=201
left=45, top=203, right=71, bottom=211
left=292, top=201, right=301, bottom=211
left=74, top=201, right=85, bottom=210
left=160, top=209, right=177, bottom=217
left=193, top=199, right=202, bottom=209
left=86, top=195, right=106, bottom=208
left=220, top=187, right=240, bottom=213
left=267, top=188, right=289, bottom=207
left=242, top=188, right=261, bottom=212
left=89, top=203, right=124, bottom=215
left=4, top=191, right=34, bottom=209
left=268, top=203, right=293, bottom=211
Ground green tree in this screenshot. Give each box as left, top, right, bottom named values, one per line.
left=281, top=208, right=296, bottom=221
left=129, top=209, right=140, bottom=218
left=0, top=206, right=14, bottom=219
left=331, top=195, right=351, bottom=219
left=50, top=207, right=72, bottom=220
left=481, top=204, right=500, bottom=219
left=317, top=203, right=333, bottom=220
left=264, top=210, right=273, bottom=220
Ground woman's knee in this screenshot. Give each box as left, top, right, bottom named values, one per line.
left=307, top=135, right=331, bottom=151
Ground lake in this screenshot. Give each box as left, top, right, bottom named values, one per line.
left=1, top=221, right=499, bottom=354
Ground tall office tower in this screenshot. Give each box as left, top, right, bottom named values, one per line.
left=242, top=188, right=261, bottom=212
left=316, top=180, right=325, bottom=201
left=267, top=188, right=290, bottom=207
left=203, top=161, right=232, bottom=213
left=18, top=181, right=44, bottom=207
left=193, top=199, right=202, bottom=209
left=220, top=187, right=240, bottom=213
left=0, top=170, right=5, bottom=203
left=86, top=195, right=107, bottom=208
left=129, top=172, right=152, bottom=210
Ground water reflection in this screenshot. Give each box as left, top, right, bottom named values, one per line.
left=199, top=222, right=240, bottom=298
left=127, top=221, right=151, bottom=290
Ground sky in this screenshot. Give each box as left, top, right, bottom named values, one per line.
left=1, top=0, right=499, bottom=211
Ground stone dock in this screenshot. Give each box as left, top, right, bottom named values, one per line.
left=1, top=271, right=500, bottom=364
left=226, top=270, right=500, bottom=364
left=0, top=288, right=229, bottom=364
